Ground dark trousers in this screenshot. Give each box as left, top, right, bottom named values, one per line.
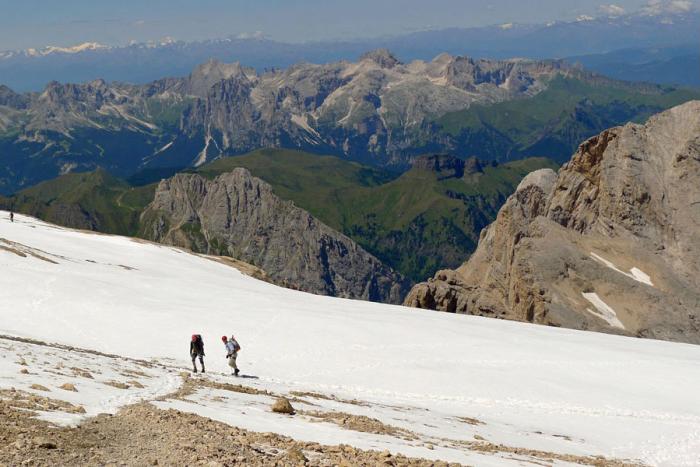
left=191, top=353, right=204, bottom=370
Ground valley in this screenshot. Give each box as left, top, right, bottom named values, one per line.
left=1, top=149, right=555, bottom=287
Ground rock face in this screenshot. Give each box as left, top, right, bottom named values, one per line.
left=410, top=154, right=483, bottom=179
left=177, top=53, right=579, bottom=167
left=0, top=85, right=28, bottom=109
left=405, top=101, right=700, bottom=344
left=140, top=168, right=407, bottom=303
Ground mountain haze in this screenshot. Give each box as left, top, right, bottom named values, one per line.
left=0, top=7, right=697, bottom=91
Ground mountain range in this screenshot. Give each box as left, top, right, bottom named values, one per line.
left=569, top=44, right=700, bottom=87
left=0, top=6, right=697, bottom=91
left=1, top=51, right=698, bottom=195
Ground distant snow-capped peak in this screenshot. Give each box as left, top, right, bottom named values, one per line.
left=0, top=42, right=110, bottom=59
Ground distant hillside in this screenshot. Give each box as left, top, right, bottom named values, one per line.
left=0, top=170, right=154, bottom=236
left=437, top=76, right=699, bottom=163
left=194, top=149, right=558, bottom=281
left=568, top=44, right=700, bottom=87
left=1, top=148, right=556, bottom=284
left=1, top=54, right=698, bottom=195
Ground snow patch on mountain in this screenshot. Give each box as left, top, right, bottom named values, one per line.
left=590, top=252, right=654, bottom=286
left=291, top=114, right=321, bottom=139
left=583, top=293, right=625, bottom=329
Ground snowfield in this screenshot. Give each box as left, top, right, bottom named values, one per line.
left=2, top=211, right=700, bottom=466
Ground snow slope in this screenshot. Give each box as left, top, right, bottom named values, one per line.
left=2, top=211, right=700, bottom=465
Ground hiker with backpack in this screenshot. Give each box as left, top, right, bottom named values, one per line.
left=222, top=335, right=241, bottom=376
left=190, top=334, right=205, bottom=373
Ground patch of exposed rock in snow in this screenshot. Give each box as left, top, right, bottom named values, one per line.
left=0, top=336, right=180, bottom=427
left=590, top=252, right=654, bottom=286
left=582, top=293, right=625, bottom=329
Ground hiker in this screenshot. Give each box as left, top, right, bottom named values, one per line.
left=9, top=211, right=13, bottom=223
left=190, top=334, right=205, bottom=373
left=222, top=335, right=241, bottom=376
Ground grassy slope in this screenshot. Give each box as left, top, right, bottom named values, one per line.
left=196, top=148, right=397, bottom=228
left=437, top=76, right=700, bottom=162
left=1, top=170, right=155, bottom=236
left=336, top=158, right=558, bottom=281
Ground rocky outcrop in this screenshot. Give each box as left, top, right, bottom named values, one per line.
left=0, top=85, right=28, bottom=109
left=405, top=101, right=700, bottom=344
left=411, top=154, right=483, bottom=179
left=360, top=49, right=401, bottom=69
left=140, top=168, right=407, bottom=303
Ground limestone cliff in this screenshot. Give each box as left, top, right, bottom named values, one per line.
left=405, top=101, right=700, bottom=343
left=141, top=168, right=407, bottom=303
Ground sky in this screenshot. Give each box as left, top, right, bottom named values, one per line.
left=0, top=0, right=695, bottom=50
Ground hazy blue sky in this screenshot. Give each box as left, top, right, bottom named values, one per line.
left=0, top=0, right=690, bottom=50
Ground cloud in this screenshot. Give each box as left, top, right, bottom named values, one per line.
left=599, top=4, right=626, bottom=16
left=641, top=0, right=695, bottom=15
left=236, top=31, right=265, bottom=40
left=668, top=0, right=694, bottom=12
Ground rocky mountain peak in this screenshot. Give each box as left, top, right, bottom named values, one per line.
left=360, top=49, right=401, bottom=68
left=412, top=154, right=466, bottom=178
left=186, top=59, right=254, bottom=97
left=40, top=80, right=107, bottom=109
left=431, top=52, right=454, bottom=65
left=140, top=168, right=408, bottom=303
left=0, top=84, right=28, bottom=109
left=405, top=101, right=700, bottom=344
left=516, top=168, right=557, bottom=193
left=192, top=59, right=249, bottom=81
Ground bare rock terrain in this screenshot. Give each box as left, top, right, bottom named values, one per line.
left=406, top=101, right=700, bottom=344
left=140, top=168, right=407, bottom=303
